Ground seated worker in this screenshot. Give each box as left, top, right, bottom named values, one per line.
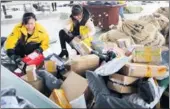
left=58, top=5, right=96, bottom=58
left=4, top=12, right=49, bottom=68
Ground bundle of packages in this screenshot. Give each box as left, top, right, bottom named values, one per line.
left=132, top=46, right=162, bottom=64
left=120, top=62, right=168, bottom=78
left=99, top=29, right=135, bottom=45
left=120, top=45, right=169, bottom=79
left=118, top=20, right=165, bottom=46
left=155, top=7, right=169, bottom=19
left=107, top=73, right=138, bottom=94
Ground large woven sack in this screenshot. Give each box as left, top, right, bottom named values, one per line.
left=143, top=31, right=165, bottom=46
left=99, top=32, right=110, bottom=42
left=138, top=15, right=161, bottom=31
left=99, top=29, right=135, bottom=44
left=155, top=7, right=169, bottom=19
left=139, top=13, right=169, bottom=32
left=118, top=20, right=165, bottom=46
left=118, top=20, right=157, bottom=43
left=153, top=13, right=169, bottom=31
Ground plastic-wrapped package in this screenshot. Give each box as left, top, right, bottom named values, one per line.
left=1, top=87, right=36, bottom=108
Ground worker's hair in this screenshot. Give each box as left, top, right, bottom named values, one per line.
left=22, top=12, right=37, bottom=25
left=71, top=5, right=83, bottom=16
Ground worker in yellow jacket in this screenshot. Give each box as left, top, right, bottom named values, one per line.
left=58, top=5, right=96, bottom=58
left=5, top=12, right=49, bottom=67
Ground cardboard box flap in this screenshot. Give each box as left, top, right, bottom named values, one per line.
left=109, top=73, right=138, bottom=85
left=61, top=72, right=88, bottom=101
left=49, top=89, right=72, bottom=108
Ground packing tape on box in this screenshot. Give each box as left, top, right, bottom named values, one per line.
left=135, top=47, right=160, bottom=62
left=158, top=67, right=167, bottom=75
left=145, top=66, right=167, bottom=77
left=144, top=47, right=152, bottom=62
left=145, top=66, right=152, bottom=77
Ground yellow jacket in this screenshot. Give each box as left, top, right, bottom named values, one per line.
left=5, top=22, right=49, bottom=51
left=117, top=0, right=126, bottom=4
left=66, top=18, right=95, bottom=47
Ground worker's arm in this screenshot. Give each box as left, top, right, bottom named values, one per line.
left=5, top=25, right=21, bottom=57
left=64, top=18, right=73, bottom=32
left=39, top=32, right=50, bottom=53
left=84, top=18, right=96, bottom=38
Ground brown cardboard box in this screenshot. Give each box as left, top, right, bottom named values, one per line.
left=26, top=65, right=37, bottom=81
left=49, top=89, right=72, bottom=108
left=109, top=73, right=138, bottom=85
left=132, top=46, right=162, bottom=63
left=70, top=37, right=92, bottom=55
left=68, top=54, right=100, bottom=76
left=120, top=63, right=168, bottom=78
left=107, top=81, right=136, bottom=94
left=61, top=72, right=88, bottom=102
left=21, top=75, right=44, bottom=92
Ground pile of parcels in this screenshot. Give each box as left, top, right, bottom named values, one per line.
left=1, top=7, right=169, bottom=108
left=13, top=36, right=169, bottom=108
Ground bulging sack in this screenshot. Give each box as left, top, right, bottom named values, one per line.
left=118, top=20, right=165, bottom=46
left=155, top=7, right=169, bottom=19
left=99, top=29, right=135, bottom=44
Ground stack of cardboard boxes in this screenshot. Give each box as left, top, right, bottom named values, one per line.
left=107, top=46, right=168, bottom=94
left=21, top=65, right=44, bottom=92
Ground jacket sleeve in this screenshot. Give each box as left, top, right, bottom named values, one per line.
left=64, top=18, right=73, bottom=31
left=85, top=18, right=96, bottom=37
left=40, top=32, right=50, bottom=51
left=5, top=25, right=20, bottom=51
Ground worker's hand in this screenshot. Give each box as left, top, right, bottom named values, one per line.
left=35, top=48, right=43, bottom=54
left=10, top=55, right=26, bottom=70
left=68, top=31, right=73, bottom=38
left=80, top=35, right=88, bottom=40
left=10, top=55, right=22, bottom=64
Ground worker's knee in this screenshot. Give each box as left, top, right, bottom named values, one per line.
left=59, top=29, right=67, bottom=38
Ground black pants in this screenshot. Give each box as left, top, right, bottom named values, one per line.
left=59, top=29, right=75, bottom=50
left=1, top=37, right=7, bottom=46
left=52, top=2, right=57, bottom=11
left=14, top=42, right=41, bottom=58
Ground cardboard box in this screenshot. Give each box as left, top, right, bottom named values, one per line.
left=61, top=72, right=88, bottom=102
left=109, top=73, right=138, bottom=85
left=44, top=60, right=57, bottom=73
left=132, top=46, right=162, bottom=63
left=107, top=81, right=136, bottom=94
left=21, top=75, right=44, bottom=92
left=26, top=65, right=37, bottom=81
left=120, top=63, right=168, bottom=78
left=70, top=37, right=92, bottom=55
left=68, top=54, right=100, bottom=76
left=49, top=89, right=72, bottom=108
left=92, top=40, right=118, bottom=53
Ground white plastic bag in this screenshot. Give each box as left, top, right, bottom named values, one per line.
left=95, top=56, right=130, bottom=76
